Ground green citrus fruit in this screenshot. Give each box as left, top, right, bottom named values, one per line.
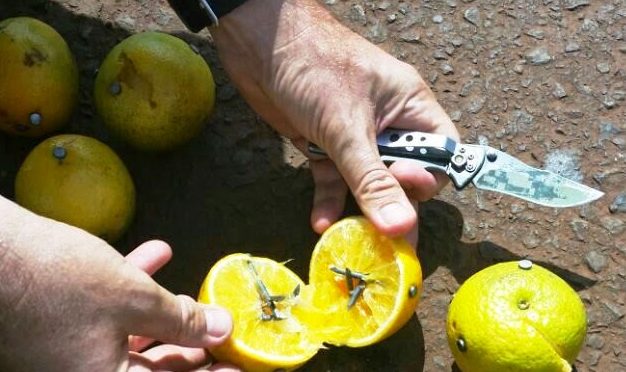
left=15, top=134, right=135, bottom=243
left=94, top=31, right=215, bottom=151
left=0, top=17, right=78, bottom=137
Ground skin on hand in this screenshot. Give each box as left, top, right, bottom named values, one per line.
left=0, top=196, right=238, bottom=372
left=211, top=0, right=459, bottom=243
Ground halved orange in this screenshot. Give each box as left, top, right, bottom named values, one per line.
left=197, top=253, right=321, bottom=372
left=197, top=217, right=423, bottom=371
left=307, top=216, right=423, bottom=347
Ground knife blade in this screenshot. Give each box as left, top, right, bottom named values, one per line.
left=308, top=129, right=604, bottom=208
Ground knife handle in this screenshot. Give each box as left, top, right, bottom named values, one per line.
left=307, top=130, right=485, bottom=190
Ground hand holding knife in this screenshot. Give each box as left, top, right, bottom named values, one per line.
left=309, top=129, right=603, bottom=208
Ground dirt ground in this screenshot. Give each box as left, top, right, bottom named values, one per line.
left=1, top=0, right=625, bottom=371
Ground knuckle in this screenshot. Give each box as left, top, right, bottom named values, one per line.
left=355, top=167, right=401, bottom=204
left=174, top=294, right=201, bottom=340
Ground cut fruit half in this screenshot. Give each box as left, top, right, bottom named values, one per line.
left=307, top=216, right=423, bottom=347
left=198, top=253, right=321, bottom=372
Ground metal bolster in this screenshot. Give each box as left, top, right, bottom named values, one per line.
left=198, top=0, right=219, bottom=26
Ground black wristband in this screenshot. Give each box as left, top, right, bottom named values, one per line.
left=167, top=0, right=247, bottom=31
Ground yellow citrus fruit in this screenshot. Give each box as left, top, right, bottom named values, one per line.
left=15, top=134, right=135, bottom=243
left=94, top=31, right=215, bottom=151
left=307, top=216, right=423, bottom=347
left=446, top=260, right=587, bottom=372
left=0, top=16, right=79, bottom=137
left=197, top=217, right=422, bottom=371
left=198, top=253, right=321, bottom=372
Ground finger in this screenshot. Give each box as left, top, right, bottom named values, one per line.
left=309, top=159, right=349, bottom=233
left=124, top=289, right=233, bottom=350
left=124, top=240, right=173, bottom=276
left=128, top=335, right=155, bottom=353
left=138, top=344, right=210, bottom=371
left=388, top=160, right=445, bottom=202
left=325, top=121, right=416, bottom=236
left=128, top=349, right=241, bottom=372
left=391, top=87, right=460, bottom=142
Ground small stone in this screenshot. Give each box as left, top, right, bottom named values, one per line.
left=585, top=250, right=607, bottom=273
left=600, top=216, right=625, bottom=234
left=596, top=62, right=610, bottom=73
left=570, top=219, right=588, bottom=241
left=598, top=121, right=622, bottom=142
left=349, top=5, right=367, bottom=25
left=367, top=22, right=388, bottom=44
left=586, top=334, right=605, bottom=350
left=464, top=7, right=480, bottom=25
left=564, top=0, right=590, bottom=10
left=433, top=356, right=447, bottom=369
left=602, top=96, right=617, bottom=109
left=581, top=18, right=599, bottom=32
left=386, top=13, right=397, bottom=23
left=522, top=233, right=540, bottom=249
left=399, top=32, right=421, bottom=43
left=440, top=63, right=454, bottom=75
left=612, top=90, right=626, bottom=101
left=432, top=14, right=444, bottom=24
left=428, top=72, right=438, bottom=84
left=603, top=301, right=625, bottom=321
left=609, top=193, right=626, bottom=213
left=553, top=82, right=567, bottom=98
left=377, top=1, right=391, bottom=10
left=467, top=97, right=485, bottom=114
left=525, top=47, right=552, bottom=65
left=513, top=64, right=524, bottom=74
left=155, top=8, right=173, bottom=26
left=525, top=29, right=545, bottom=40
left=114, top=14, right=136, bottom=31
left=450, top=110, right=462, bottom=122
left=433, top=50, right=448, bottom=60
left=510, top=203, right=525, bottom=214
left=565, top=41, right=581, bottom=53
left=463, top=222, right=477, bottom=240
left=587, top=350, right=603, bottom=367
left=612, top=136, right=626, bottom=149
left=459, top=81, right=473, bottom=97
left=450, top=36, right=464, bottom=47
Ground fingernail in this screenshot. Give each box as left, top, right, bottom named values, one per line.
left=204, top=307, right=232, bottom=338
left=379, top=202, right=411, bottom=227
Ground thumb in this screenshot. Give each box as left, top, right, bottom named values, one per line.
left=326, top=126, right=416, bottom=236
left=124, top=282, right=233, bottom=348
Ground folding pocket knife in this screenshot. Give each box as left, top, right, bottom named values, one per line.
left=308, top=129, right=604, bottom=208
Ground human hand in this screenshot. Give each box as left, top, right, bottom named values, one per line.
left=0, top=197, right=237, bottom=371
left=211, top=0, right=459, bottom=242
